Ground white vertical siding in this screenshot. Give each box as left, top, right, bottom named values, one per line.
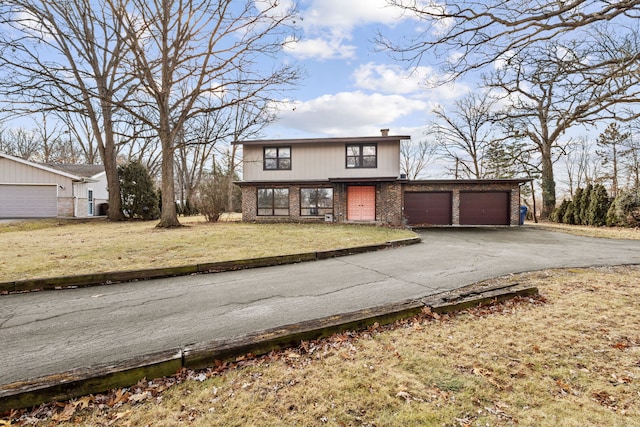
left=0, top=158, right=74, bottom=197
left=242, top=141, right=400, bottom=181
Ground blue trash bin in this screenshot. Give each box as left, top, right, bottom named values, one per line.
left=519, top=206, right=528, bottom=225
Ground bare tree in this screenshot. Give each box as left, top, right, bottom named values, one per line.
left=623, top=120, right=640, bottom=189
left=56, top=111, right=102, bottom=164
left=429, top=92, right=497, bottom=178
left=380, top=0, right=640, bottom=80
left=562, top=136, right=596, bottom=197
left=400, top=138, right=437, bottom=179
left=177, top=87, right=279, bottom=215
left=30, top=113, right=84, bottom=164
left=0, top=127, right=40, bottom=159
left=175, top=110, right=229, bottom=211
left=489, top=37, right=640, bottom=217
left=0, top=0, right=136, bottom=220
left=6, top=127, right=42, bottom=161
left=113, top=0, right=301, bottom=227
left=597, top=122, right=630, bottom=197
left=222, top=81, right=279, bottom=211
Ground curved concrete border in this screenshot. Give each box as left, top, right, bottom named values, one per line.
left=0, top=237, right=421, bottom=294
left=0, top=282, right=537, bottom=411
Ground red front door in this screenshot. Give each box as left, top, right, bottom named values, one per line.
left=347, top=186, right=376, bottom=221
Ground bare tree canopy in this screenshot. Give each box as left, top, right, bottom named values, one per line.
left=489, top=34, right=640, bottom=217
left=0, top=0, right=299, bottom=226
left=112, top=0, right=301, bottom=227
left=380, top=0, right=640, bottom=79
left=429, top=92, right=498, bottom=179
left=400, top=138, right=437, bottom=179
left=0, top=0, right=136, bottom=220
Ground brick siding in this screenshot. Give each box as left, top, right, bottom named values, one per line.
left=239, top=181, right=522, bottom=226
left=403, top=182, right=521, bottom=225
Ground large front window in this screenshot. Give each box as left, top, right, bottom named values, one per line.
left=257, top=188, right=289, bottom=216
left=264, top=146, right=291, bottom=170
left=346, top=144, right=377, bottom=168
left=300, top=188, right=333, bottom=216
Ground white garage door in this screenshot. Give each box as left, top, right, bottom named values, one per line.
left=0, top=184, right=58, bottom=218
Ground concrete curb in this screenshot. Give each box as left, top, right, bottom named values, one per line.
left=0, top=237, right=421, bottom=294
left=0, top=282, right=538, bottom=412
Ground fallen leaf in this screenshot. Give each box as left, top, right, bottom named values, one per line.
left=128, top=391, right=150, bottom=403
left=396, top=391, right=413, bottom=402
left=51, top=403, right=76, bottom=422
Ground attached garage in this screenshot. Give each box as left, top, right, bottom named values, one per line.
left=459, top=191, right=510, bottom=225
left=1, top=152, right=108, bottom=218
left=0, top=184, right=58, bottom=218
left=403, top=180, right=528, bottom=227
left=404, top=192, right=452, bottom=225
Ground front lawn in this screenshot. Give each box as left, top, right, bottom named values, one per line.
left=0, top=217, right=416, bottom=282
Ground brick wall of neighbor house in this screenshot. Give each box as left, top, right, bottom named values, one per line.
left=402, top=182, right=521, bottom=225
left=57, top=197, right=75, bottom=217
left=76, top=197, right=89, bottom=217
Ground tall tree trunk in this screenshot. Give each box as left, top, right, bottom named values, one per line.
left=95, top=106, right=125, bottom=221
left=530, top=180, right=538, bottom=223
left=540, top=147, right=556, bottom=219
left=157, top=123, right=181, bottom=227
left=102, top=143, right=124, bottom=221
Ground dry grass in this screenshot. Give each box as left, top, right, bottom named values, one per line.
left=12, top=265, right=639, bottom=427
left=0, top=216, right=415, bottom=282
left=530, top=221, right=640, bottom=240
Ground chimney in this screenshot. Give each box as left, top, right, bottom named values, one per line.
left=380, top=128, right=389, bottom=137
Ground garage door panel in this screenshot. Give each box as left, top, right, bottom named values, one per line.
left=460, top=191, right=510, bottom=225
left=404, top=192, right=452, bottom=225
left=0, top=185, right=57, bottom=218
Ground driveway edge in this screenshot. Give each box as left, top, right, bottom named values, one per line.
left=0, top=282, right=537, bottom=412
left=0, top=237, right=421, bottom=294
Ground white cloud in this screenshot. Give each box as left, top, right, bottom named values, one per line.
left=300, top=0, right=400, bottom=33
left=352, top=62, right=471, bottom=102
left=284, top=0, right=406, bottom=61
left=273, top=91, right=427, bottom=136
left=354, top=63, right=430, bottom=94
left=283, top=36, right=356, bottom=60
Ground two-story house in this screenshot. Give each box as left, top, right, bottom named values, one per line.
left=235, top=130, right=529, bottom=226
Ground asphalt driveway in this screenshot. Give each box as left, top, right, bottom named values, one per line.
left=1, top=227, right=639, bottom=386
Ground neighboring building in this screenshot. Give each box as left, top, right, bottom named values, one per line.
left=235, top=130, right=530, bottom=227
left=0, top=152, right=108, bottom=218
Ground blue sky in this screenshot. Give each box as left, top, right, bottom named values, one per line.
left=262, top=0, right=472, bottom=141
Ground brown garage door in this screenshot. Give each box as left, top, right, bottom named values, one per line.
left=404, top=192, right=452, bottom=225
left=460, top=191, right=510, bottom=225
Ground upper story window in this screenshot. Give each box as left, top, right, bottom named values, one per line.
left=346, top=143, right=377, bottom=168
left=264, top=146, right=291, bottom=170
